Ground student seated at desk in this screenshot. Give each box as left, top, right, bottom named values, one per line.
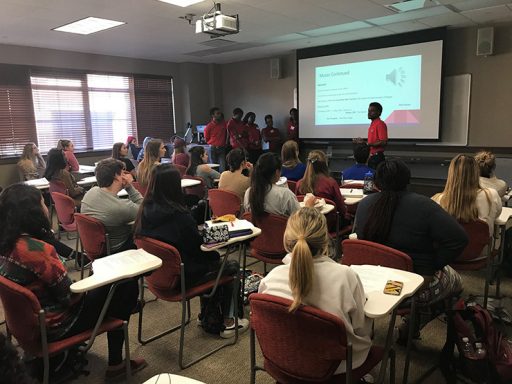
left=218, top=148, right=253, bottom=200
left=171, top=137, right=189, bottom=168
left=355, top=159, right=468, bottom=340
left=17, top=142, right=46, bottom=181
left=342, top=144, right=374, bottom=181
left=126, top=135, right=141, bottom=160
left=57, top=139, right=79, bottom=172
left=259, top=207, right=371, bottom=374
left=244, top=152, right=305, bottom=220
left=186, top=146, right=221, bottom=189
left=0, top=184, right=146, bottom=380
left=134, top=164, right=248, bottom=337
left=82, top=159, right=143, bottom=253
left=44, top=148, right=84, bottom=208
left=432, top=154, right=501, bottom=238
left=112, top=142, right=136, bottom=178
left=474, top=150, right=508, bottom=198
left=280, top=140, right=306, bottom=182
left=137, top=139, right=166, bottom=188
left=297, top=150, right=348, bottom=220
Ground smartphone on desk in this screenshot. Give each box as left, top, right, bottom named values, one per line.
left=383, top=280, right=403, bottom=296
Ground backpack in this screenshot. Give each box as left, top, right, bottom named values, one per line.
left=443, top=298, right=512, bottom=383
left=199, top=288, right=226, bottom=335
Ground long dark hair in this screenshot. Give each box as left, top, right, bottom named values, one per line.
left=43, top=148, right=67, bottom=180
left=0, top=184, right=51, bottom=255
left=249, top=152, right=281, bottom=222
left=186, top=146, right=205, bottom=176
left=112, top=142, right=124, bottom=159
left=134, top=164, right=187, bottom=234
left=362, top=159, right=410, bottom=244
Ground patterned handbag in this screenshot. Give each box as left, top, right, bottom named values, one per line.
left=202, top=223, right=229, bottom=244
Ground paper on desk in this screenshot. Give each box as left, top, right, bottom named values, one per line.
left=25, top=177, right=48, bottom=186
left=92, top=249, right=155, bottom=275
left=350, top=265, right=410, bottom=294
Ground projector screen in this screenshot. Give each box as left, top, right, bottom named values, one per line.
left=298, top=40, right=443, bottom=140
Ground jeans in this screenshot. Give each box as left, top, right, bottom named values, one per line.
left=210, top=146, right=226, bottom=173
left=368, top=151, right=385, bottom=170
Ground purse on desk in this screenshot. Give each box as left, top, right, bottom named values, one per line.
left=203, top=223, right=230, bottom=244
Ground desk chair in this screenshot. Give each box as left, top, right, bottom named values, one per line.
left=74, top=213, right=111, bottom=279
left=50, top=192, right=80, bottom=262
left=0, top=275, right=131, bottom=384
left=249, top=293, right=394, bottom=384
left=49, top=180, right=68, bottom=228
left=286, top=180, right=297, bottom=194
left=182, top=175, right=207, bottom=199
left=208, top=189, right=242, bottom=217
left=131, top=181, right=147, bottom=197
left=134, top=236, right=240, bottom=369
left=451, top=220, right=492, bottom=308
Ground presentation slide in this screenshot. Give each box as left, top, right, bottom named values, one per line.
left=299, top=40, right=443, bottom=140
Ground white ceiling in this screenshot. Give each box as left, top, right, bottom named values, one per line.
left=0, top=0, right=511, bottom=64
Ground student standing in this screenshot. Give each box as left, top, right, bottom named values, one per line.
left=287, top=108, right=299, bottom=142
left=261, top=114, right=282, bottom=154
left=243, top=112, right=262, bottom=164
left=353, top=102, right=388, bottom=170
left=227, top=107, right=248, bottom=150
left=204, top=107, right=227, bottom=172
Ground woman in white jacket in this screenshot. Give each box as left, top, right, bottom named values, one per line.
left=258, top=207, right=372, bottom=374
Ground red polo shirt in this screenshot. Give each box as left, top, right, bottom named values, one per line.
left=261, top=126, right=281, bottom=152
left=227, top=118, right=249, bottom=149
left=287, top=119, right=298, bottom=141
left=204, top=119, right=227, bottom=147
left=368, top=118, right=388, bottom=155
left=246, top=123, right=261, bottom=150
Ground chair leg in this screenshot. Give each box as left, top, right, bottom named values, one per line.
left=402, top=298, right=416, bottom=384
left=250, top=327, right=257, bottom=384
left=123, top=321, right=131, bottom=383
left=389, top=348, right=396, bottom=384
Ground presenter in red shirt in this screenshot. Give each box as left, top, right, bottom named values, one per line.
left=261, top=114, right=282, bottom=154
left=227, top=107, right=249, bottom=150
left=287, top=107, right=299, bottom=142
left=243, top=112, right=262, bottom=164
left=204, top=107, right=227, bottom=172
left=354, top=102, right=388, bottom=170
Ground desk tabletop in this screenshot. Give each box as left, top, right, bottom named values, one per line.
left=76, top=165, right=96, bottom=174
left=350, top=264, right=424, bottom=318
left=181, top=178, right=201, bottom=188
left=70, top=249, right=162, bottom=293
left=144, top=374, right=205, bottom=384
left=299, top=201, right=335, bottom=215
left=340, top=188, right=365, bottom=197
left=207, top=163, right=220, bottom=168
left=24, top=177, right=49, bottom=190
left=496, top=206, right=512, bottom=226
left=77, top=176, right=97, bottom=186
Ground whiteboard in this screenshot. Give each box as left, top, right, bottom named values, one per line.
left=418, top=73, right=471, bottom=146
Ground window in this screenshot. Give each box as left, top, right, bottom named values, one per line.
left=30, top=71, right=137, bottom=152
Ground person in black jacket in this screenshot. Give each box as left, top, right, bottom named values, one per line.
left=134, top=163, right=248, bottom=338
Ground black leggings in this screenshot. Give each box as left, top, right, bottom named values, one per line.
left=60, top=279, right=139, bottom=365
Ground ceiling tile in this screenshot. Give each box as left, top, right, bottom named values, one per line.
left=419, top=12, right=476, bottom=27
left=367, top=5, right=453, bottom=25
left=451, top=0, right=512, bottom=12
left=381, top=20, right=431, bottom=33
left=302, top=21, right=373, bottom=37
left=462, top=4, right=512, bottom=22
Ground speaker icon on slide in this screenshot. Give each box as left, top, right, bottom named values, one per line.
left=386, top=67, right=406, bottom=86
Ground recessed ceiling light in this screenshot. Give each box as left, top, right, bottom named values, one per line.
left=157, top=0, right=204, bottom=7
left=53, top=17, right=126, bottom=35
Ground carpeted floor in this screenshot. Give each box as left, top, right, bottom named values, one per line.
left=2, top=234, right=511, bottom=384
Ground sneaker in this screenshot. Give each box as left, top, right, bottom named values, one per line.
left=197, top=314, right=203, bottom=327
left=105, top=358, right=147, bottom=380
left=220, top=318, right=249, bottom=339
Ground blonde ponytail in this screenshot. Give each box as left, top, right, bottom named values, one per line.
left=284, top=207, right=329, bottom=312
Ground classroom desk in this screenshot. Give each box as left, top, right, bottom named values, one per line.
left=77, top=175, right=97, bottom=186
left=70, top=249, right=162, bottom=293
left=24, top=177, right=49, bottom=190
left=351, top=264, right=424, bottom=384
left=181, top=178, right=202, bottom=188
left=144, top=374, right=205, bottom=384
left=207, top=163, right=220, bottom=169
left=76, top=164, right=96, bottom=174
left=340, top=188, right=367, bottom=206
left=299, top=201, right=335, bottom=215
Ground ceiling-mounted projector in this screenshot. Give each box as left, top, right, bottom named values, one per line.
left=195, top=3, right=239, bottom=38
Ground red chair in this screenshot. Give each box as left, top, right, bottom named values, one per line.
left=131, top=181, right=147, bottom=197
left=341, top=182, right=364, bottom=189
left=74, top=213, right=111, bottom=279
left=48, top=180, right=68, bottom=228
left=174, top=164, right=187, bottom=177
left=287, top=180, right=297, bottom=194
left=249, top=293, right=394, bottom=384
left=341, top=239, right=413, bottom=272
left=134, top=236, right=240, bottom=369
left=451, top=220, right=492, bottom=308
left=182, top=175, right=206, bottom=199
left=50, top=192, right=80, bottom=259
left=0, top=275, right=131, bottom=384
left=209, top=189, right=242, bottom=217
left=242, top=212, right=288, bottom=274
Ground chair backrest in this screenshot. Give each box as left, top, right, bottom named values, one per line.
left=242, top=212, right=288, bottom=256
left=209, top=189, right=242, bottom=217
left=74, top=213, right=109, bottom=260
left=287, top=180, right=297, bottom=194
left=341, top=239, right=414, bottom=271
left=131, top=181, right=147, bottom=197
left=0, top=275, right=42, bottom=354
left=135, top=236, right=182, bottom=292
left=456, top=220, right=490, bottom=263
left=296, top=195, right=339, bottom=233
left=49, top=180, right=68, bottom=195
left=250, top=293, right=347, bottom=382
left=50, top=191, right=76, bottom=230
left=341, top=182, right=364, bottom=189
left=174, top=164, right=187, bottom=177
left=182, top=175, right=206, bottom=199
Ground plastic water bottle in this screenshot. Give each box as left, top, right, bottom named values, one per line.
left=474, top=342, right=487, bottom=359
left=461, top=337, right=475, bottom=358
left=363, top=171, right=374, bottom=194
left=340, top=171, right=344, bottom=186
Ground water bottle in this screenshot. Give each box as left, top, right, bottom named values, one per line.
left=461, top=337, right=475, bottom=358
left=474, top=342, right=487, bottom=359
left=363, top=171, right=374, bottom=194
left=340, top=171, right=344, bottom=186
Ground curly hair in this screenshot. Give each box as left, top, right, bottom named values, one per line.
left=0, top=184, right=51, bottom=255
left=474, top=150, right=496, bottom=178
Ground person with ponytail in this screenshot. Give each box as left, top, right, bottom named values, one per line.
left=355, top=159, right=468, bottom=340
left=259, top=207, right=371, bottom=374
left=244, top=152, right=305, bottom=223
left=474, top=150, right=508, bottom=198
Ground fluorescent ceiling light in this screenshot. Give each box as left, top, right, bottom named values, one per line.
left=386, top=0, right=440, bottom=13
left=157, top=0, right=204, bottom=6
left=53, top=17, right=125, bottom=35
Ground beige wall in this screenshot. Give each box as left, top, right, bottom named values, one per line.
left=220, top=54, right=296, bottom=135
